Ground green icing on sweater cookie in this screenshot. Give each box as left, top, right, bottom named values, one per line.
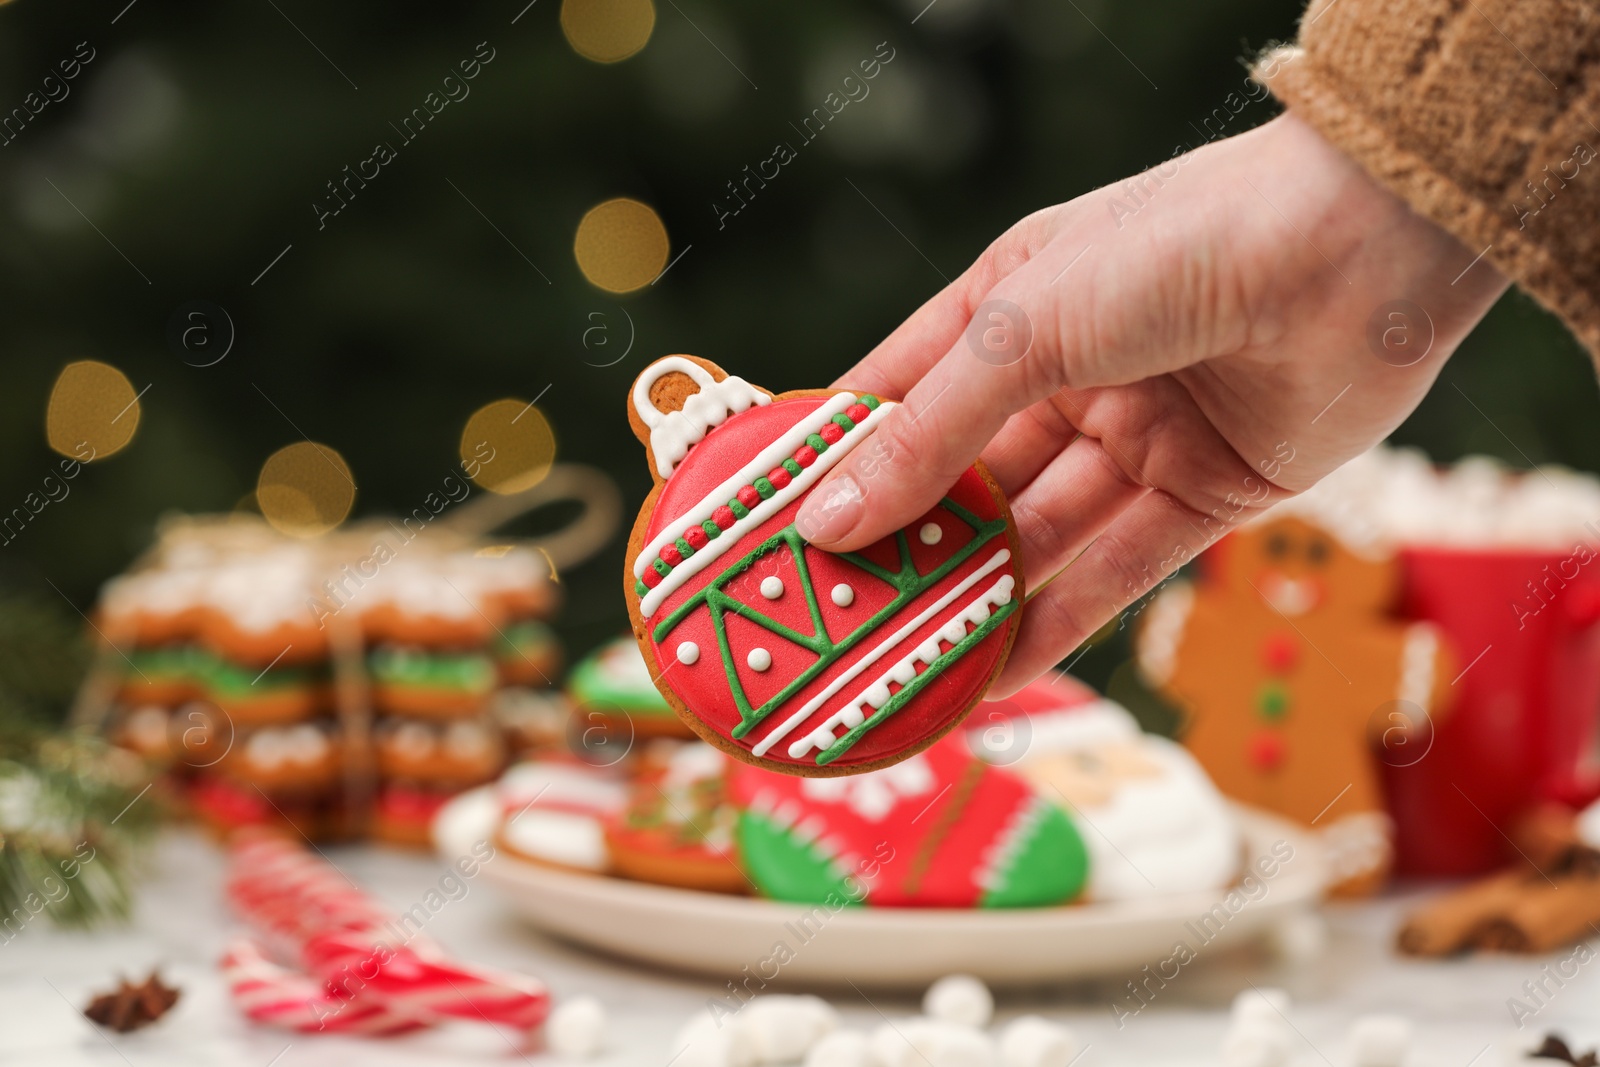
left=978, top=801, right=1088, bottom=908
left=737, top=809, right=857, bottom=905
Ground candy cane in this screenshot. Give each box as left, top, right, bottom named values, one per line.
left=220, top=939, right=425, bottom=1036
left=221, top=835, right=550, bottom=1034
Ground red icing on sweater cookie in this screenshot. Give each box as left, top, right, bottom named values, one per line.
left=624, top=356, right=1023, bottom=776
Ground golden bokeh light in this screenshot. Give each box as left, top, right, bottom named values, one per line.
left=461, top=399, right=556, bottom=496
left=560, top=0, right=656, bottom=63
left=573, top=198, right=670, bottom=293
left=46, top=360, right=141, bottom=461
left=257, top=442, right=356, bottom=538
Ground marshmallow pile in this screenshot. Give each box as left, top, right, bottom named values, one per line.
left=660, top=976, right=1076, bottom=1067
left=1221, top=989, right=1413, bottom=1067
left=1263, top=447, right=1600, bottom=553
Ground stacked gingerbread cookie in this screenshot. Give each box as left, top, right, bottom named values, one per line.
left=92, top=515, right=562, bottom=843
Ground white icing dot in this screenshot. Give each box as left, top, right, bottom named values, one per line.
left=677, top=642, right=700, bottom=665
left=831, top=583, right=854, bottom=607
left=747, top=647, right=772, bottom=672
left=760, top=576, right=785, bottom=600
left=919, top=522, right=943, bottom=545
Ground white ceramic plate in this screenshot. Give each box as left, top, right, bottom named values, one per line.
left=435, top=787, right=1327, bottom=988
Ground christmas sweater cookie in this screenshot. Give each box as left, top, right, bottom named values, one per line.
left=624, top=356, right=1023, bottom=776
left=567, top=635, right=694, bottom=740
left=604, top=741, right=745, bottom=894
left=728, top=732, right=1087, bottom=908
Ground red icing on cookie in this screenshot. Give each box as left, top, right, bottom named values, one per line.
left=627, top=361, right=1022, bottom=776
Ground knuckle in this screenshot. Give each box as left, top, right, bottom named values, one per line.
left=1011, top=497, right=1072, bottom=574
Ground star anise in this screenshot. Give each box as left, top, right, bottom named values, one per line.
left=1530, top=1035, right=1598, bottom=1067
left=83, top=971, right=181, bottom=1033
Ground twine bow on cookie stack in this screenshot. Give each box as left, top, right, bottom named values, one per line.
left=219, top=832, right=548, bottom=1035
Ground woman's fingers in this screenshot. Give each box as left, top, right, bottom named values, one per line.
left=797, top=229, right=1111, bottom=553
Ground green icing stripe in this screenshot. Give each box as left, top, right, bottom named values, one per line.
left=368, top=648, right=497, bottom=691
left=816, top=596, right=1017, bottom=765
left=729, top=499, right=750, bottom=520
left=832, top=413, right=855, bottom=431
left=861, top=395, right=881, bottom=410
left=782, top=458, right=802, bottom=477
left=753, top=478, right=774, bottom=499
left=702, top=520, right=722, bottom=540
left=806, top=433, right=827, bottom=453
left=978, top=801, right=1088, bottom=908
left=675, top=537, right=695, bottom=559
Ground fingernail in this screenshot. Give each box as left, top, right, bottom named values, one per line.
left=796, top=474, right=864, bottom=546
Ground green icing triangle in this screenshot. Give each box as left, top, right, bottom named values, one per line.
left=737, top=809, right=856, bottom=904
left=979, top=801, right=1088, bottom=908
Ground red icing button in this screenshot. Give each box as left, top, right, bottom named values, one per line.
left=845, top=403, right=871, bottom=424
left=768, top=467, right=792, bottom=490
left=1247, top=730, right=1287, bottom=772
left=712, top=505, right=736, bottom=529
left=640, top=567, right=662, bottom=589
left=819, top=422, right=845, bottom=444
left=736, top=485, right=762, bottom=509
left=660, top=544, right=683, bottom=567
left=1259, top=632, right=1299, bottom=673
left=794, top=446, right=817, bottom=468
left=684, top=526, right=709, bottom=551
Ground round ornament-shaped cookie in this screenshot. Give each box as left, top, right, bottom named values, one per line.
left=624, top=355, right=1024, bottom=776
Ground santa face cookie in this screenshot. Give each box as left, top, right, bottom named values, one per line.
left=625, top=356, right=1023, bottom=776
left=990, top=677, right=1242, bottom=901
left=729, top=732, right=1086, bottom=908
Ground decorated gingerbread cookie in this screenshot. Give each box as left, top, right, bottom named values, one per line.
left=728, top=732, right=1087, bottom=907
left=1135, top=512, right=1455, bottom=895
left=567, top=635, right=694, bottom=740
left=603, top=741, right=745, bottom=894
left=624, top=356, right=1023, bottom=776
left=493, top=760, right=629, bottom=873
left=988, top=676, right=1242, bottom=902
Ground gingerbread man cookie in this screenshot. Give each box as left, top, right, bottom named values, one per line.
left=624, top=356, right=1024, bottom=776
left=1135, top=514, right=1455, bottom=895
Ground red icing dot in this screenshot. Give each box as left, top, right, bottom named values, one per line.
left=768, top=467, right=792, bottom=490
left=660, top=544, right=683, bottom=567
left=820, top=422, right=845, bottom=445
left=684, top=526, right=709, bottom=551
left=1247, top=730, right=1287, bottom=771
left=712, top=505, right=736, bottom=529
left=737, top=485, right=762, bottom=509
left=846, top=403, right=871, bottom=424
left=794, top=446, right=817, bottom=468
left=640, top=567, right=662, bottom=589
left=1260, top=632, right=1299, bottom=672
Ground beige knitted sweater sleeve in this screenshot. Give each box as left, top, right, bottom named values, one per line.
left=1255, top=0, right=1600, bottom=355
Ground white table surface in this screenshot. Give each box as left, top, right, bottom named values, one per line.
left=0, top=830, right=1591, bottom=1067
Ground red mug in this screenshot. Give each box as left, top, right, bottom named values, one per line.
left=1385, top=542, right=1600, bottom=875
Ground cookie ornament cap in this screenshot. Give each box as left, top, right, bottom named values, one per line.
left=624, top=355, right=1025, bottom=776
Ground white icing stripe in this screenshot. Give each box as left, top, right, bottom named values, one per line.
left=632, top=356, right=770, bottom=478
left=636, top=394, right=898, bottom=618
left=785, top=572, right=1016, bottom=759
left=751, top=548, right=1014, bottom=757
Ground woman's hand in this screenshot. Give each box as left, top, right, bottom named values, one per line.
left=794, top=112, right=1508, bottom=695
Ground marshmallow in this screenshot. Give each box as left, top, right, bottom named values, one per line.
left=674, top=1009, right=759, bottom=1067
left=872, top=1019, right=996, bottom=1067
left=1348, top=1015, right=1412, bottom=1067
left=998, top=1016, right=1078, bottom=1067
left=1230, top=988, right=1291, bottom=1027
left=805, top=1030, right=873, bottom=1067
left=547, top=996, right=605, bottom=1059
left=742, top=995, right=839, bottom=1064
left=924, top=975, right=994, bottom=1029
left=1221, top=1021, right=1292, bottom=1067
